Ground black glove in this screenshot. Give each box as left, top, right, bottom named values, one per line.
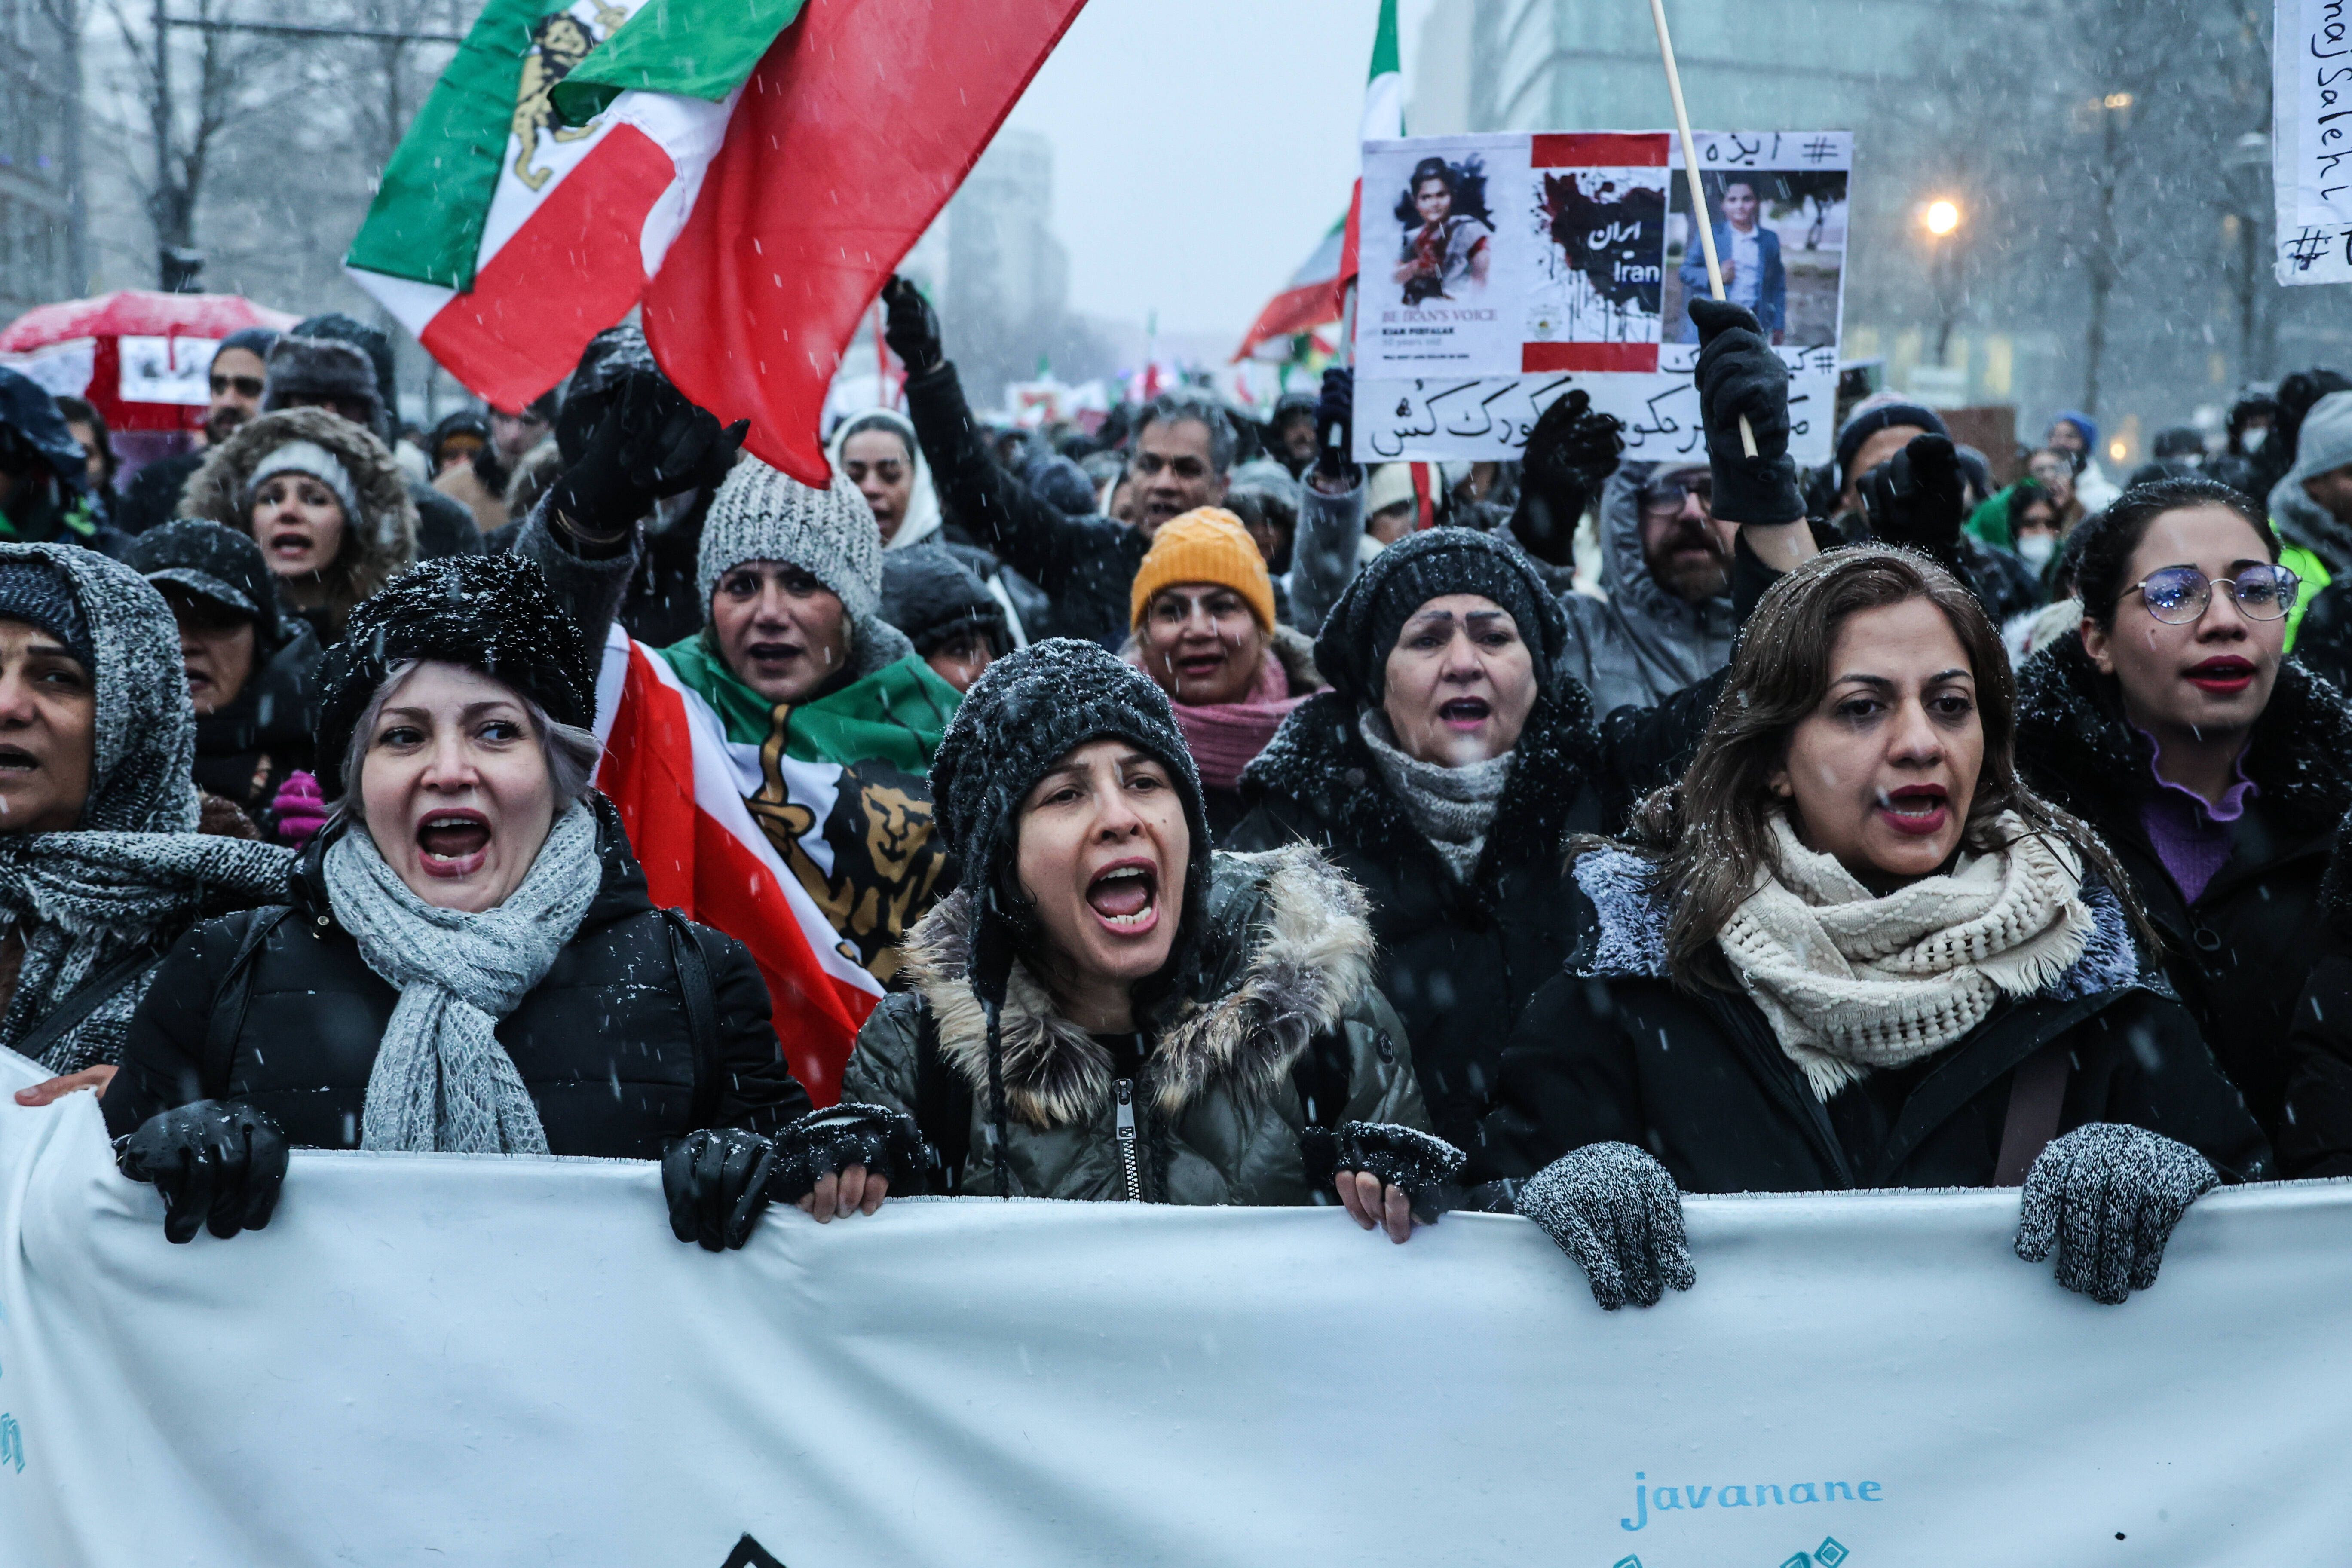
left=1517, top=1142, right=1694, bottom=1311
left=1689, top=297, right=1803, bottom=526
left=545, top=371, right=747, bottom=547
left=1856, top=432, right=1966, bottom=570
left=1510, top=386, right=1624, bottom=566
left=1312, top=366, right=1354, bottom=482
left=662, top=1127, right=781, bottom=1253
left=2014, top=1123, right=2219, bottom=1305
left=116, top=1100, right=289, bottom=1245
left=769, top=1102, right=926, bottom=1204
left=882, top=275, right=944, bottom=377
left=1303, top=1120, right=1466, bottom=1222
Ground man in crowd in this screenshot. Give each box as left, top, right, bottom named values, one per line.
left=114, top=326, right=278, bottom=537
left=1129, top=385, right=1233, bottom=537
left=1562, top=460, right=1736, bottom=712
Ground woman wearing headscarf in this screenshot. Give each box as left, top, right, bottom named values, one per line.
left=1227, top=527, right=1608, bottom=1153
left=831, top=404, right=1041, bottom=645
left=774, top=640, right=1447, bottom=1240
left=175, top=404, right=417, bottom=642
left=102, top=555, right=812, bottom=1249
left=1126, top=507, right=1324, bottom=838
left=0, top=545, right=292, bottom=1106
left=1474, top=546, right=2268, bottom=1311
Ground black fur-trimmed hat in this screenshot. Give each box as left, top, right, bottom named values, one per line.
left=313, top=553, right=594, bottom=799
left=929, top=638, right=1209, bottom=1004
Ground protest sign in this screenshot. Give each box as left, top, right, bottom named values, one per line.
left=3, top=1049, right=2349, bottom=1566
left=2273, top=0, right=2352, bottom=284
left=1356, top=130, right=1849, bottom=466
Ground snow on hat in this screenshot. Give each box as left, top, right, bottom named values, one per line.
left=1313, top=526, right=1566, bottom=706
left=929, top=638, right=1210, bottom=999
left=312, top=554, right=594, bottom=802
left=124, top=517, right=280, bottom=642
left=1835, top=398, right=1948, bottom=488
left=0, top=559, right=94, bottom=670
left=697, top=457, right=882, bottom=619
left=246, top=438, right=360, bottom=521
left=881, top=546, right=1009, bottom=658
left=261, top=336, right=384, bottom=433
left=1128, top=507, right=1277, bottom=631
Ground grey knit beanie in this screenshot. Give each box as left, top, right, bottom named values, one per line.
left=697, top=457, right=882, bottom=616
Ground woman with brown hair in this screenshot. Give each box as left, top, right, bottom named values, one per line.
left=1472, top=545, right=2269, bottom=1311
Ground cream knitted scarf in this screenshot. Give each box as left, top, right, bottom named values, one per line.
left=1719, top=811, right=2092, bottom=1101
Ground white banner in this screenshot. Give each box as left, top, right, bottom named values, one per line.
left=2275, top=0, right=2352, bottom=283
left=2, top=1044, right=2349, bottom=1566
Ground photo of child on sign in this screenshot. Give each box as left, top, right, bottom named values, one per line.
left=1662, top=136, right=1850, bottom=349
left=1392, top=154, right=1495, bottom=306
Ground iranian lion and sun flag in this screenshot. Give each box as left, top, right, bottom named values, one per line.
left=346, top=0, right=1085, bottom=1101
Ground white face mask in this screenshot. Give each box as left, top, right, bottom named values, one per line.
left=2242, top=426, right=2269, bottom=455
left=2016, top=533, right=2058, bottom=570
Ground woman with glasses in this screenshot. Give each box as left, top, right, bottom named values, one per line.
left=2014, top=476, right=2352, bottom=1150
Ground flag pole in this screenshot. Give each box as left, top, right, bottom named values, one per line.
left=1646, top=0, right=1758, bottom=458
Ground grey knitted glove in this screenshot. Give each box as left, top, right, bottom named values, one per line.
left=2014, top=1123, right=2219, bottom=1305
left=1517, top=1142, right=1695, bottom=1310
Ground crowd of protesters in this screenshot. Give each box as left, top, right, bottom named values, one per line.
left=2, top=270, right=2350, bottom=1309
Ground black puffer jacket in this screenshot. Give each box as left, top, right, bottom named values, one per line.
left=1226, top=687, right=1605, bottom=1149
left=1470, top=848, right=2272, bottom=1191
left=2014, top=634, right=2352, bottom=1142
left=102, top=796, right=811, bottom=1154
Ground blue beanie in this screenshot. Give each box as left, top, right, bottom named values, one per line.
left=2050, top=410, right=2099, bottom=452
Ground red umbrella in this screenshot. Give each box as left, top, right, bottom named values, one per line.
left=0, top=290, right=301, bottom=432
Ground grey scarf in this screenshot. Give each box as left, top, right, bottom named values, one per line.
left=323, top=802, right=600, bottom=1154
left=0, top=833, right=293, bottom=1073
left=1359, top=709, right=1513, bottom=883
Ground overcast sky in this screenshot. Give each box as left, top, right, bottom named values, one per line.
left=1000, top=0, right=1438, bottom=344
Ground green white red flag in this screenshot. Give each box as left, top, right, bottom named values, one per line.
left=347, top=0, right=1088, bottom=485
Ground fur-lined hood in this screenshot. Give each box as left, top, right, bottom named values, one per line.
left=177, top=406, right=419, bottom=609
left=1567, top=844, right=2149, bottom=1002
left=899, top=844, right=1375, bottom=1130
left=2016, top=629, right=2352, bottom=834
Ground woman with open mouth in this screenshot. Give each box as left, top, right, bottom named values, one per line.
left=2013, top=478, right=2352, bottom=1167
left=1125, top=506, right=1326, bottom=839
left=1228, top=527, right=1608, bottom=1158
left=102, top=556, right=813, bottom=1252
left=771, top=640, right=1452, bottom=1243
left=176, top=404, right=417, bottom=644
left=1474, top=547, right=2269, bottom=1311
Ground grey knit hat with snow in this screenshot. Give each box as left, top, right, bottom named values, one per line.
left=696, top=456, right=883, bottom=617
left=1313, top=525, right=1567, bottom=705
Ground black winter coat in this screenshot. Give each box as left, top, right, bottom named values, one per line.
left=1470, top=848, right=2272, bottom=1191
left=2015, top=635, right=2352, bottom=1142
left=1227, top=686, right=1605, bottom=1150
left=102, top=796, right=811, bottom=1155
left=190, top=622, right=322, bottom=827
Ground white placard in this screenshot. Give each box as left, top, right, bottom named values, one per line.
left=2274, top=0, right=2352, bottom=283
left=115, top=334, right=219, bottom=407
left=0, top=338, right=95, bottom=399
left=1357, top=130, right=1850, bottom=465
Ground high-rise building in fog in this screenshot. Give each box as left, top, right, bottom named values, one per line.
left=946, top=128, right=1071, bottom=343
left=0, top=0, right=80, bottom=314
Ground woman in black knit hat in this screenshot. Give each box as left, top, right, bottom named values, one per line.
left=103, top=554, right=811, bottom=1251
left=1227, top=526, right=1611, bottom=1154
left=772, top=638, right=1455, bottom=1243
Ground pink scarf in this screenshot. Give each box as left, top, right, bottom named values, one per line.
left=1172, top=649, right=1310, bottom=792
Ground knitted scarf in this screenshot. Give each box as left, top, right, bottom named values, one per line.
left=0, top=833, right=293, bottom=1073
left=1720, top=811, right=2093, bottom=1101
left=1173, top=648, right=1308, bottom=792
left=1357, top=709, right=1513, bottom=882
left=324, top=802, right=600, bottom=1154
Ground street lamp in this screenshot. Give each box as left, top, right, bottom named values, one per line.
left=1921, top=198, right=1965, bottom=361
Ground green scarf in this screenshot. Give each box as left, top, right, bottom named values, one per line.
left=661, top=628, right=960, bottom=774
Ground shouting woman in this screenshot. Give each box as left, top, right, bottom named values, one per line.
left=1474, top=547, right=2269, bottom=1310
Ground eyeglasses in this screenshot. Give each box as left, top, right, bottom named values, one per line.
left=1638, top=472, right=1712, bottom=514
left=2127, top=563, right=2300, bottom=624
left=208, top=373, right=263, bottom=398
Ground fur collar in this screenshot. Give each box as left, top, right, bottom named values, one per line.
left=899, top=845, right=1375, bottom=1129
left=1240, top=681, right=1601, bottom=899
left=2016, top=631, right=2352, bottom=834
left=1568, top=844, right=2147, bottom=1001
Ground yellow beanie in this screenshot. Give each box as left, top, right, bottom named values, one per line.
left=1129, top=507, right=1277, bottom=631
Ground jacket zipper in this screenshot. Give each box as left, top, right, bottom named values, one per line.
left=1113, top=1078, right=1143, bottom=1201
